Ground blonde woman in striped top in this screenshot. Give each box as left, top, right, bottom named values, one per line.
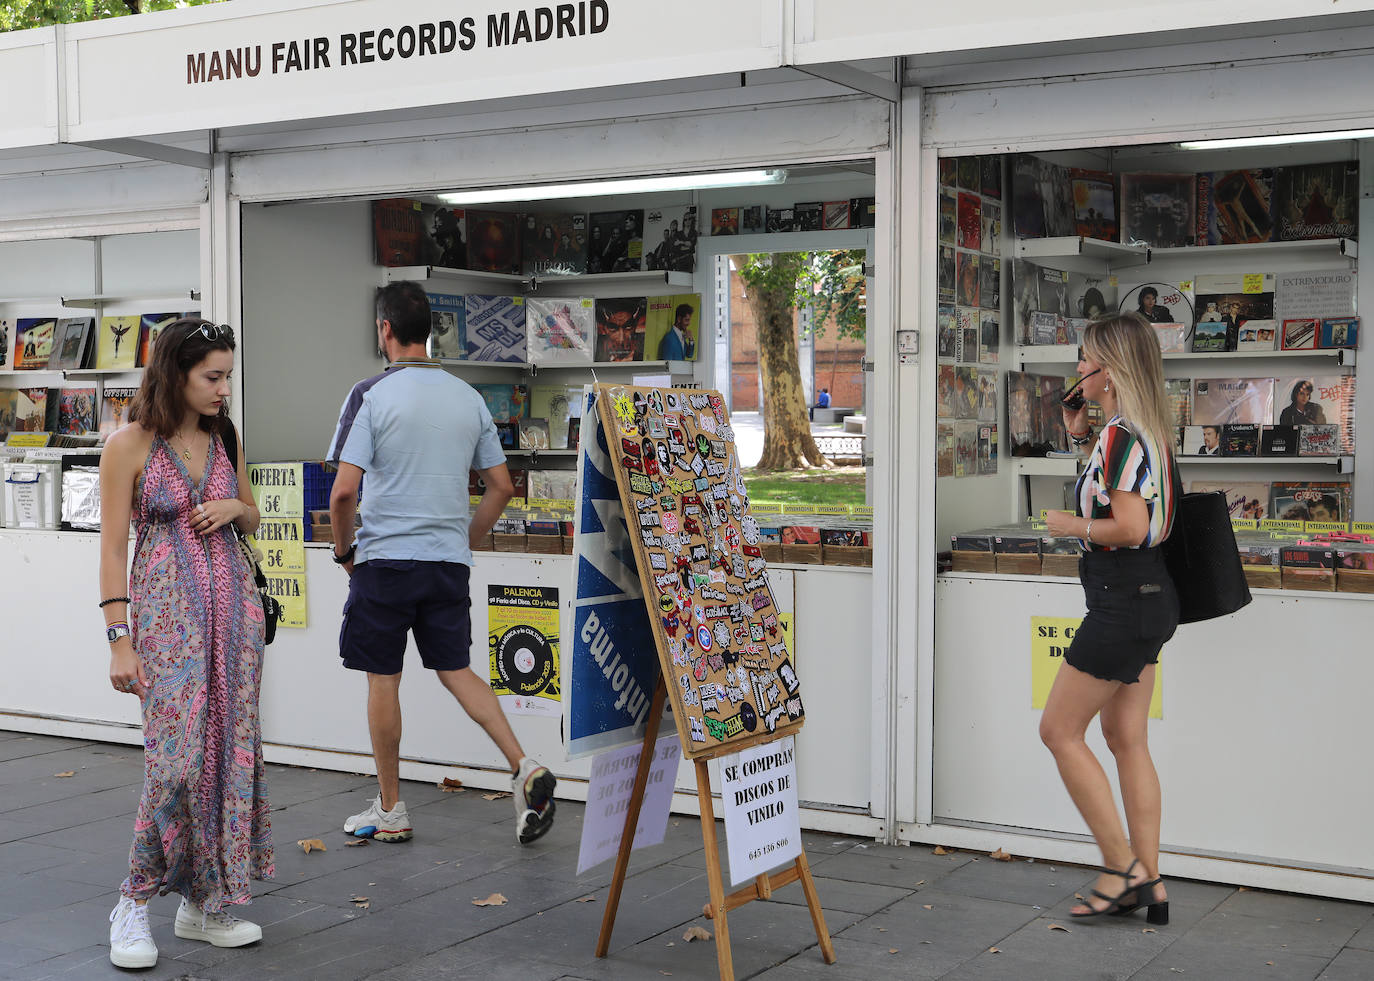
left=1043, top=313, right=1183, bottom=926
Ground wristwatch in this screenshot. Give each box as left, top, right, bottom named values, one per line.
left=106, top=623, right=131, bottom=644
left=333, top=542, right=357, bottom=565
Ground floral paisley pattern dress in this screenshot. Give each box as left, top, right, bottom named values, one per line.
left=122, top=433, right=273, bottom=911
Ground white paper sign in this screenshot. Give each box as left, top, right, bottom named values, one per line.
left=576, top=734, right=681, bottom=875
left=720, top=736, right=801, bottom=886
left=1273, top=268, right=1357, bottom=324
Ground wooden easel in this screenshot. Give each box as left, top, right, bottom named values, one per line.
left=586, top=384, right=834, bottom=979
left=595, top=678, right=836, bottom=981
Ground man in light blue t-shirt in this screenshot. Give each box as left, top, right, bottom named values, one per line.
left=326, top=281, right=556, bottom=847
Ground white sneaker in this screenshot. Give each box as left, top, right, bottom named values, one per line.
left=512, top=757, right=556, bottom=845
left=343, top=794, right=413, bottom=842
left=109, top=895, right=158, bottom=969
left=173, top=896, right=262, bottom=948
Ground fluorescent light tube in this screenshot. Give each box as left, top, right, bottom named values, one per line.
left=436, top=169, right=787, bottom=205
left=1179, top=129, right=1374, bottom=150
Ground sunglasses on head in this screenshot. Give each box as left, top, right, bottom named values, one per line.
left=179, top=322, right=234, bottom=346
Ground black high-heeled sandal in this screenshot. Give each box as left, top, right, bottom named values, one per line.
left=1109, top=876, right=1169, bottom=925
left=1069, top=859, right=1159, bottom=920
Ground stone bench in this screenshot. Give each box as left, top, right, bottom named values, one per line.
left=812, top=406, right=855, bottom=425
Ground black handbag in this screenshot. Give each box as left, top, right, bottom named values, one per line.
left=222, top=425, right=283, bottom=645
left=1162, top=490, right=1253, bottom=625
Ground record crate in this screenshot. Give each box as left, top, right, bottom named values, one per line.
left=302, top=462, right=336, bottom=512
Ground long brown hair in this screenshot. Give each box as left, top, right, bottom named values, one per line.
left=127, top=318, right=235, bottom=439
left=1081, top=313, right=1176, bottom=456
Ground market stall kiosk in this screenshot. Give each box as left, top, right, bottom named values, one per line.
left=0, top=2, right=897, bottom=843
left=870, top=14, right=1374, bottom=900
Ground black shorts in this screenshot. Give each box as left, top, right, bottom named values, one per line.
left=339, top=560, right=473, bottom=675
left=1065, top=547, right=1179, bottom=684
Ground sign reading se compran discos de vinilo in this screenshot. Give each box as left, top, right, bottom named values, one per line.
left=593, top=384, right=805, bottom=760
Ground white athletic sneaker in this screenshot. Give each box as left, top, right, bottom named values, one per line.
left=109, top=895, right=158, bottom=969
left=512, top=757, right=557, bottom=845
left=173, top=896, right=263, bottom=948
left=343, top=794, right=413, bottom=842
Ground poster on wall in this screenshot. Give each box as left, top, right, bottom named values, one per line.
left=1031, top=616, right=1161, bottom=718
left=487, top=585, right=561, bottom=717
left=248, top=463, right=306, bottom=629
left=564, top=393, right=662, bottom=758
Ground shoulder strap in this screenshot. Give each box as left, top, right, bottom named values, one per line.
left=223, top=422, right=238, bottom=471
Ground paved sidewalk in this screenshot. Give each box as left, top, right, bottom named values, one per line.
left=2, top=731, right=1371, bottom=981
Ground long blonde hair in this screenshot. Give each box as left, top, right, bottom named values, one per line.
left=1082, top=313, right=1176, bottom=455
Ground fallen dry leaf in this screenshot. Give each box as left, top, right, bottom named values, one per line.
left=666, top=942, right=674, bottom=947
left=472, top=893, right=508, bottom=907
left=438, top=777, right=464, bottom=792
left=575, top=895, right=597, bottom=903
left=1048, top=923, right=1071, bottom=933
left=990, top=848, right=1013, bottom=862
left=922, top=904, right=934, bottom=910
left=1266, top=962, right=1275, bottom=966
left=297, top=838, right=327, bottom=854
left=482, top=792, right=512, bottom=801
left=988, top=947, right=1001, bottom=954
left=916, top=880, right=926, bottom=886
left=1142, top=927, right=1157, bottom=934
left=350, top=896, right=370, bottom=909
left=683, top=925, right=713, bottom=942
left=54, top=771, right=76, bottom=778
left=702, top=902, right=713, bottom=919
left=877, top=927, right=887, bottom=933
left=344, top=838, right=368, bottom=848
left=888, top=948, right=899, bottom=954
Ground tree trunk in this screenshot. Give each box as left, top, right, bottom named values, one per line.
left=746, top=263, right=829, bottom=472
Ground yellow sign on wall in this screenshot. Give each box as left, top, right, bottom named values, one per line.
left=1031, top=616, right=1162, bottom=719
left=488, top=585, right=560, bottom=717
left=251, top=519, right=306, bottom=574
left=264, top=573, right=307, bottom=629
left=248, top=463, right=304, bottom=518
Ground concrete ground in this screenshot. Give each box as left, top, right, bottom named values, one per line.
left=2, top=730, right=1372, bottom=981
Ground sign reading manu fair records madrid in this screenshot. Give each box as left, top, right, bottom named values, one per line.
left=60, top=0, right=783, bottom=142
left=185, top=3, right=612, bottom=84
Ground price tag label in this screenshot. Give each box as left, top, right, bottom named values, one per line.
left=1242, top=273, right=1265, bottom=294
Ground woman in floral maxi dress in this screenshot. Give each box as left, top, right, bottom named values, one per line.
left=99, top=320, right=273, bottom=970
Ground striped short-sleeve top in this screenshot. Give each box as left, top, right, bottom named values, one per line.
left=1074, top=417, right=1182, bottom=551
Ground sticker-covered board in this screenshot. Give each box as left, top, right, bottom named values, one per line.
left=593, top=384, right=804, bottom=760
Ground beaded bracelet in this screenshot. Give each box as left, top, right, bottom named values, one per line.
left=99, top=596, right=131, bottom=608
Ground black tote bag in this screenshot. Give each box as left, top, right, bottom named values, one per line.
left=1162, top=490, right=1253, bottom=624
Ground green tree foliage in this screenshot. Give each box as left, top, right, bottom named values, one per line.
left=0, top=0, right=225, bottom=32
